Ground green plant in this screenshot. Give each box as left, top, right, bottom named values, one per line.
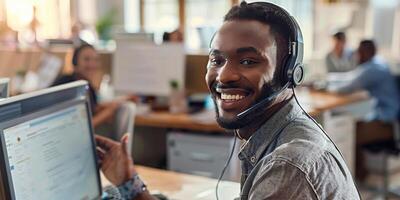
left=169, top=80, right=179, bottom=90
left=16, top=70, right=26, bottom=77
left=95, top=8, right=117, bottom=41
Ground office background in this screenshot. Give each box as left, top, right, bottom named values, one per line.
left=0, top=0, right=400, bottom=199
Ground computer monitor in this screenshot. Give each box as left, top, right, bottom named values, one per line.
left=0, top=78, right=10, bottom=99
left=0, top=81, right=102, bottom=200
left=113, top=42, right=186, bottom=96
left=114, top=32, right=154, bottom=42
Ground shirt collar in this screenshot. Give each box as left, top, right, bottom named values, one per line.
left=238, top=98, right=303, bottom=166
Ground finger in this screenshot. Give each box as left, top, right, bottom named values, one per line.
left=120, top=133, right=130, bottom=155
left=95, top=135, right=117, bottom=151
left=96, top=147, right=106, bottom=158
left=96, top=148, right=105, bottom=167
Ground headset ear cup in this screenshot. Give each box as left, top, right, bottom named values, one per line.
left=280, top=56, right=290, bottom=86
left=292, top=64, right=304, bottom=86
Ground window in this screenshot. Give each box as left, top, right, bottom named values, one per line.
left=76, top=0, right=97, bottom=26
left=185, top=0, right=230, bottom=50
left=370, top=0, right=400, bottom=54
left=144, top=0, right=179, bottom=42
left=35, top=0, right=71, bottom=39
left=5, top=0, right=33, bottom=31
left=246, top=0, right=313, bottom=60
left=4, top=0, right=71, bottom=41
left=124, top=0, right=140, bottom=32
left=0, top=0, right=5, bottom=22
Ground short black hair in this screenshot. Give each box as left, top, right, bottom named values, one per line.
left=72, top=44, right=95, bottom=66
left=359, top=39, right=377, bottom=56
left=333, top=31, right=346, bottom=41
left=223, top=1, right=291, bottom=84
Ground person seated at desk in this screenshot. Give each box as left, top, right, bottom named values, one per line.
left=162, top=28, right=183, bottom=43
left=95, top=2, right=359, bottom=199
left=325, top=31, right=356, bottom=72
left=52, top=44, right=122, bottom=128
left=329, top=39, right=400, bottom=180
left=330, top=40, right=400, bottom=122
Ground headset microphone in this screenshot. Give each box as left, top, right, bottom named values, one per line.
left=235, top=82, right=291, bottom=121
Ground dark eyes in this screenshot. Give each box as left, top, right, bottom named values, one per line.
left=208, top=57, right=259, bottom=67
left=209, top=57, right=226, bottom=66
left=240, top=59, right=258, bottom=65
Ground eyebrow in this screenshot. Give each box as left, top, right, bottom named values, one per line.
left=209, top=47, right=263, bottom=57
left=209, top=49, right=222, bottom=56
left=236, top=47, right=262, bottom=56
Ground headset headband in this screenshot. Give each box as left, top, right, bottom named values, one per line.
left=248, top=1, right=304, bottom=87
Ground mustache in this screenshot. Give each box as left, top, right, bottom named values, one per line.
left=212, top=82, right=245, bottom=90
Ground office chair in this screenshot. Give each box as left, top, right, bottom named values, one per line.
left=361, top=75, right=400, bottom=199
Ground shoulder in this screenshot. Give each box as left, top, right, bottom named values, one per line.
left=254, top=140, right=358, bottom=199
left=248, top=157, right=319, bottom=200
left=52, top=74, right=77, bottom=86
left=266, top=117, right=338, bottom=172
left=268, top=138, right=328, bottom=172
left=256, top=114, right=343, bottom=177
left=255, top=137, right=358, bottom=199
left=249, top=113, right=359, bottom=199
left=363, top=57, right=389, bottom=71
left=247, top=141, right=324, bottom=200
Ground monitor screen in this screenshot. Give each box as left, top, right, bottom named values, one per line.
left=0, top=100, right=100, bottom=200
left=113, top=42, right=185, bottom=96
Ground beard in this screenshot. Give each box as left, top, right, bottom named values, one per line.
left=213, top=82, right=279, bottom=130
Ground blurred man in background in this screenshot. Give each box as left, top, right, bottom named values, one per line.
left=325, top=31, right=356, bottom=72
left=162, top=28, right=183, bottom=43
left=331, top=39, right=400, bottom=180
left=333, top=40, right=399, bottom=122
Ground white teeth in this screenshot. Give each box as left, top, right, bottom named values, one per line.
left=220, top=93, right=245, bottom=100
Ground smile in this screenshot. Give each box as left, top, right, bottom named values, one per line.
left=220, top=93, right=245, bottom=101
left=215, top=87, right=251, bottom=110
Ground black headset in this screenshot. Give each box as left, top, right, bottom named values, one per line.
left=253, top=1, right=304, bottom=88
left=235, top=2, right=304, bottom=121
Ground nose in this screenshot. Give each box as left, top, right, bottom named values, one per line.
left=216, top=62, right=240, bottom=84
left=89, top=59, right=98, bottom=69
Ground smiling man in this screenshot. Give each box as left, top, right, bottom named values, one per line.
left=205, top=2, right=359, bottom=199
left=95, top=2, right=360, bottom=200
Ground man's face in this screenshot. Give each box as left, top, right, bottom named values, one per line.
left=357, top=45, right=372, bottom=65
left=333, top=38, right=345, bottom=52
left=205, top=20, right=278, bottom=129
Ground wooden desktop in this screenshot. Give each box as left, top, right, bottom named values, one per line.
left=101, top=165, right=240, bottom=200
left=135, top=90, right=369, bottom=132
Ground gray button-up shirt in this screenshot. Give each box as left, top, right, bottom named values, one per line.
left=238, top=98, right=360, bottom=199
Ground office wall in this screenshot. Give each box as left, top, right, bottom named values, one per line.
left=185, top=53, right=209, bottom=94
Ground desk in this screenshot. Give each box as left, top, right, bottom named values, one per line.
left=135, top=90, right=369, bottom=132
left=135, top=112, right=224, bottom=132
left=101, top=166, right=240, bottom=200
left=304, top=90, right=369, bottom=115
left=133, top=90, right=369, bottom=178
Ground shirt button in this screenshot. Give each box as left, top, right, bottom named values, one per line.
left=250, top=156, right=256, bottom=163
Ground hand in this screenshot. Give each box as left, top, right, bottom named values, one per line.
left=95, top=134, right=137, bottom=186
